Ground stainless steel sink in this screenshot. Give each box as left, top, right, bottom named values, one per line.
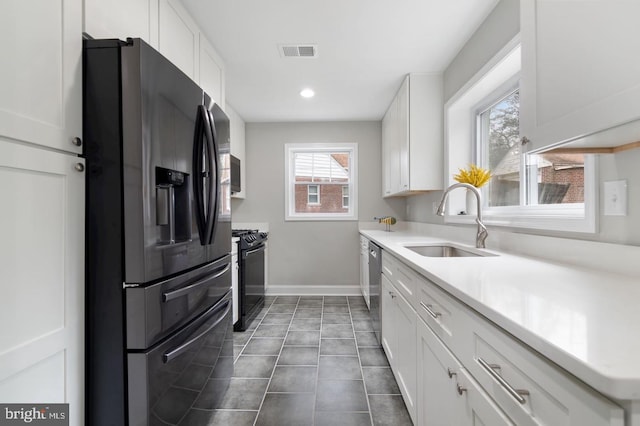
left=403, top=244, right=497, bottom=258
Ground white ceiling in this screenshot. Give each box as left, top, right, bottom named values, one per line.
left=182, top=0, right=499, bottom=123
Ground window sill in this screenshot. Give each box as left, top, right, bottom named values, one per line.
left=285, top=215, right=358, bottom=222
left=444, top=211, right=596, bottom=234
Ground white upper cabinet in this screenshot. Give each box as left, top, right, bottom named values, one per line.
left=158, top=0, right=200, bottom=82
left=382, top=73, right=443, bottom=197
left=0, top=0, right=82, bottom=154
left=84, top=0, right=159, bottom=47
left=520, top=0, right=640, bottom=152
left=199, top=35, right=226, bottom=108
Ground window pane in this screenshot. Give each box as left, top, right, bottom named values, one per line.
left=527, top=153, right=585, bottom=204
left=484, top=90, right=520, bottom=207
left=294, top=152, right=350, bottom=183
left=295, top=183, right=349, bottom=213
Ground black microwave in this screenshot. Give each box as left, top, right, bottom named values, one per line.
left=230, top=155, right=241, bottom=193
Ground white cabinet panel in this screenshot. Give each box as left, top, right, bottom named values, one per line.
left=417, top=317, right=461, bottom=426
left=84, top=0, right=157, bottom=45
left=520, top=0, right=640, bottom=151
left=380, top=275, right=395, bottom=365
left=0, top=0, right=82, bottom=154
left=381, top=272, right=417, bottom=423
left=394, top=291, right=417, bottom=422
left=0, top=140, right=84, bottom=426
left=158, top=0, right=199, bottom=81
left=0, top=351, right=65, bottom=403
left=199, top=35, right=225, bottom=108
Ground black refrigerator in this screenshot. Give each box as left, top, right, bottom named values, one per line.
left=84, top=38, right=233, bottom=426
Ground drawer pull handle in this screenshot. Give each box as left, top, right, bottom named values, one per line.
left=456, top=384, right=467, bottom=395
left=420, top=301, right=442, bottom=319
left=388, top=291, right=396, bottom=299
left=478, top=357, right=530, bottom=404
left=447, top=368, right=456, bottom=379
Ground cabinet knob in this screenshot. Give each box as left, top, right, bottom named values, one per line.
left=447, top=368, right=456, bottom=379
left=71, top=136, right=82, bottom=147
left=456, top=384, right=467, bottom=396
left=520, top=136, right=530, bottom=146
left=74, top=163, right=85, bottom=172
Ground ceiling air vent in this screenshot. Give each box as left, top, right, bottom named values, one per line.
left=279, top=44, right=318, bottom=58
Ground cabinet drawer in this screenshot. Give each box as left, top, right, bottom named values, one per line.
left=381, top=253, right=417, bottom=302
left=464, top=312, right=624, bottom=426
left=416, top=277, right=467, bottom=353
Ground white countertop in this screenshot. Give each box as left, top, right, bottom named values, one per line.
left=361, top=229, right=640, bottom=401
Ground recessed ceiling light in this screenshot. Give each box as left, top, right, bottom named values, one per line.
left=300, top=88, right=315, bottom=98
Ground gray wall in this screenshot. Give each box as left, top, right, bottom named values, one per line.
left=232, top=121, right=405, bottom=288
left=406, top=0, right=640, bottom=246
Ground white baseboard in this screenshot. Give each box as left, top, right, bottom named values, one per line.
left=266, top=284, right=361, bottom=296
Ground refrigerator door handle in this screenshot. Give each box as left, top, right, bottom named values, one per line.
left=193, top=105, right=215, bottom=245
left=162, top=298, right=231, bottom=363
left=162, top=263, right=231, bottom=302
left=205, top=109, right=220, bottom=245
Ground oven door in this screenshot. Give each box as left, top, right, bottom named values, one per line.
left=127, top=291, right=233, bottom=426
left=240, top=243, right=266, bottom=321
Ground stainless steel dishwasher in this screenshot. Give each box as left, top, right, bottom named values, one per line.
left=368, top=241, right=382, bottom=345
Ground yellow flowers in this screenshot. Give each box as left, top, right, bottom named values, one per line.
left=453, top=164, right=492, bottom=188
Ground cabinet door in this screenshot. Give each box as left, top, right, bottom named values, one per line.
left=158, top=0, right=200, bottom=81
left=199, top=35, right=225, bottom=108
left=417, top=317, right=460, bottom=426
left=380, top=275, right=396, bottom=366
left=0, top=141, right=85, bottom=425
left=84, top=0, right=157, bottom=46
left=397, top=76, right=410, bottom=192
left=520, top=0, right=640, bottom=151
left=394, top=292, right=417, bottom=424
left=381, top=109, right=392, bottom=197
left=0, top=0, right=82, bottom=154
left=456, top=369, right=514, bottom=426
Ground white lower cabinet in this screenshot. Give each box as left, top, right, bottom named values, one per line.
left=381, top=273, right=417, bottom=423
left=378, top=247, right=624, bottom=426
left=417, top=316, right=462, bottom=426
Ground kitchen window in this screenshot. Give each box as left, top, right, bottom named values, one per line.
left=445, top=41, right=596, bottom=232
left=285, top=143, right=358, bottom=221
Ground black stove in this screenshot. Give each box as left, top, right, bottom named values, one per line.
left=232, top=229, right=268, bottom=331
left=232, top=229, right=269, bottom=249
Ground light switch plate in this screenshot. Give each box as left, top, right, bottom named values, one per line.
left=603, top=180, right=627, bottom=216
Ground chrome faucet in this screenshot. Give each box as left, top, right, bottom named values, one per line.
left=436, top=183, right=488, bottom=248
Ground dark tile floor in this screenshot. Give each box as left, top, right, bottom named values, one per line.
left=211, top=295, right=413, bottom=425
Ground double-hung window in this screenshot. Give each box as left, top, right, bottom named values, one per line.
left=285, top=143, right=358, bottom=221
left=445, top=42, right=596, bottom=233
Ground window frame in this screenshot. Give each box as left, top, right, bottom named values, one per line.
left=284, top=143, right=358, bottom=221
left=444, top=39, right=596, bottom=233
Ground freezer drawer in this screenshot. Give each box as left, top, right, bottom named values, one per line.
left=126, top=255, right=231, bottom=349
left=127, top=291, right=233, bottom=426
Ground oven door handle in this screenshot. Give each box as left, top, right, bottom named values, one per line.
left=162, top=299, right=231, bottom=363
left=244, top=244, right=266, bottom=257
left=162, top=263, right=231, bottom=303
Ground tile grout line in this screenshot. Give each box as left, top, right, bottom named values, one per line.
left=311, top=296, right=325, bottom=426
left=252, top=296, right=303, bottom=426
left=349, top=297, right=376, bottom=426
